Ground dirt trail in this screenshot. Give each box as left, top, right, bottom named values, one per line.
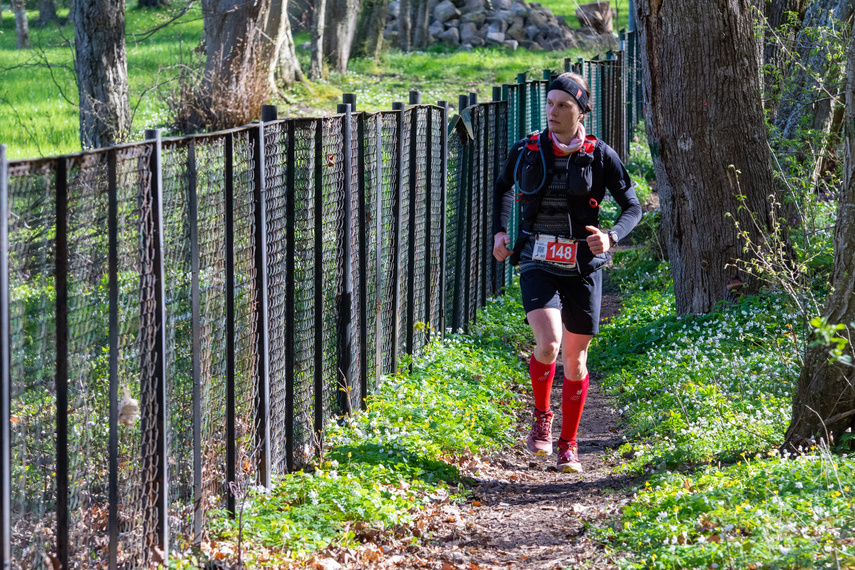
left=342, top=289, right=639, bottom=570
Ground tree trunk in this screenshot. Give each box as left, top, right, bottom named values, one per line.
left=138, top=0, right=171, bottom=7
left=36, top=0, right=58, bottom=27
left=784, top=27, right=855, bottom=452
left=194, top=0, right=272, bottom=129
left=73, top=0, right=131, bottom=149
left=636, top=0, right=778, bottom=314
left=773, top=0, right=853, bottom=163
left=398, top=0, right=411, bottom=51
left=13, top=0, right=29, bottom=49
left=413, top=0, right=430, bottom=49
left=272, top=0, right=304, bottom=88
left=351, top=0, right=388, bottom=59
left=310, top=0, right=327, bottom=79
left=323, top=0, right=361, bottom=73
left=762, top=0, right=809, bottom=116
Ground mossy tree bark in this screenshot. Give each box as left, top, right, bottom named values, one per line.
left=73, top=0, right=130, bottom=149
left=635, top=0, right=778, bottom=314
left=761, top=0, right=809, bottom=115
left=194, top=0, right=292, bottom=128
left=309, top=0, right=327, bottom=79
left=272, top=0, right=304, bottom=88
left=412, top=0, right=431, bottom=49
left=771, top=0, right=852, bottom=178
left=351, top=0, right=388, bottom=60
left=323, top=0, right=361, bottom=73
left=36, top=0, right=58, bottom=27
left=398, top=0, right=411, bottom=51
left=13, top=0, right=29, bottom=49
left=784, top=28, right=855, bottom=451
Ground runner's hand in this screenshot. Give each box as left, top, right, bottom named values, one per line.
left=585, top=225, right=610, bottom=255
left=493, top=232, right=512, bottom=261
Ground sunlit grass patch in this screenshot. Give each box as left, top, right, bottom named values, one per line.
left=206, top=468, right=427, bottom=564
left=327, top=334, right=527, bottom=459
left=0, top=5, right=206, bottom=159
left=607, top=451, right=855, bottom=570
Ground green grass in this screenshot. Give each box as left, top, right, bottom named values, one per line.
left=0, top=5, right=205, bottom=158
left=285, top=42, right=590, bottom=117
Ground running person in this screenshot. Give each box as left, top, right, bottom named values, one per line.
left=492, top=72, right=642, bottom=473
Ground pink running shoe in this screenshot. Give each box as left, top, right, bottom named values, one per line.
left=526, top=408, right=554, bottom=456
left=556, top=439, right=583, bottom=473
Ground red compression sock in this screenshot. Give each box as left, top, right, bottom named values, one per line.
left=560, top=373, right=589, bottom=444
left=529, top=356, right=556, bottom=413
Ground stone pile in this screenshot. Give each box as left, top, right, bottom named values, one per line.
left=385, top=0, right=582, bottom=52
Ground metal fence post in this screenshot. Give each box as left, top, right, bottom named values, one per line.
left=516, top=73, right=527, bottom=140
left=437, top=101, right=448, bottom=338
left=481, top=105, right=490, bottom=303
left=107, top=149, right=119, bottom=569
left=423, top=105, right=433, bottom=339
left=224, top=133, right=237, bottom=513
left=352, top=103, right=369, bottom=408
left=0, top=146, right=10, bottom=567
left=390, top=102, right=404, bottom=373
left=54, top=156, right=69, bottom=570
left=489, top=92, right=502, bottom=293
left=615, top=50, right=627, bottom=162
left=597, top=62, right=604, bottom=140
left=144, top=128, right=169, bottom=561
left=405, top=93, right=419, bottom=357
left=463, top=100, right=474, bottom=332
left=284, top=120, right=296, bottom=471
left=343, top=93, right=357, bottom=112
left=336, top=103, right=354, bottom=415
left=373, top=116, right=384, bottom=386
left=451, top=95, right=468, bottom=334
left=529, top=80, right=538, bottom=133
left=251, top=116, right=271, bottom=488
left=313, top=119, right=324, bottom=441
left=186, top=137, right=203, bottom=540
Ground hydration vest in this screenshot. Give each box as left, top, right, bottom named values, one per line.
left=509, top=129, right=608, bottom=270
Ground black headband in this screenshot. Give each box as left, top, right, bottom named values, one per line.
left=547, top=76, right=589, bottom=112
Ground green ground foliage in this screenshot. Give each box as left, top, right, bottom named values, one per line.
left=176, top=286, right=528, bottom=566
left=589, top=141, right=855, bottom=569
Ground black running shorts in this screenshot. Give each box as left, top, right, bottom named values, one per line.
left=519, top=268, right=602, bottom=336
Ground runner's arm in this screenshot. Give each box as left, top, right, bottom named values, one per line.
left=602, top=144, right=642, bottom=241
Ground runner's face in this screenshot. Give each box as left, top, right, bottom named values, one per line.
left=546, top=89, right=583, bottom=139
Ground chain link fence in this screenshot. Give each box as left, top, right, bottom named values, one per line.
left=0, top=42, right=642, bottom=566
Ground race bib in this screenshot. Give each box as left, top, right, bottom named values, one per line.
left=532, top=234, right=578, bottom=266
